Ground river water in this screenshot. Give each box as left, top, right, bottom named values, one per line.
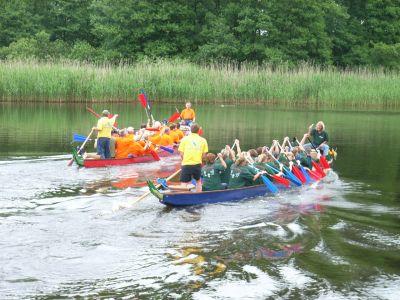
left=0, top=103, right=399, bottom=299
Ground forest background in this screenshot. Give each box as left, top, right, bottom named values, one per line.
left=1, top=0, right=399, bottom=105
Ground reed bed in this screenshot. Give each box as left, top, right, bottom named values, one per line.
left=0, top=59, right=399, bottom=108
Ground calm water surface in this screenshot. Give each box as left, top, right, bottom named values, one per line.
left=0, top=103, right=399, bottom=299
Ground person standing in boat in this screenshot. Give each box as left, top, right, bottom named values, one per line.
left=302, top=121, right=329, bottom=156
left=180, top=102, right=196, bottom=125
left=92, top=110, right=118, bottom=159
left=178, top=123, right=208, bottom=192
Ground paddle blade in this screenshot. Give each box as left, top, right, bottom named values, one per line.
left=159, top=145, right=174, bottom=154
left=271, top=175, right=290, bottom=187
left=299, top=165, right=312, bottom=183
left=138, top=93, right=147, bottom=109
left=312, top=161, right=326, bottom=178
left=283, top=167, right=302, bottom=186
left=73, top=133, right=87, bottom=143
left=292, top=166, right=306, bottom=183
left=320, top=155, right=330, bottom=169
left=149, top=149, right=160, bottom=161
left=168, top=112, right=181, bottom=122
left=261, top=175, right=278, bottom=194
left=307, top=169, right=321, bottom=180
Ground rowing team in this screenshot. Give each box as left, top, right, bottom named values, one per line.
left=170, top=121, right=335, bottom=193
left=84, top=110, right=186, bottom=160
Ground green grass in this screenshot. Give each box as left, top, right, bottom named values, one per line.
left=0, top=59, right=399, bottom=108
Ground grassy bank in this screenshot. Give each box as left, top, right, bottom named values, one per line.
left=0, top=60, right=399, bottom=108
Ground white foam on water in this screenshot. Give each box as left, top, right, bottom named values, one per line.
left=286, top=222, right=304, bottom=236
left=237, top=222, right=267, bottom=230
left=316, top=291, right=355, bottom=300
left=193, top=265, right=279, bottom=300
left=330, top=220, right=347, bottom=230
left=363, top=231, right=400, bottom=248
left=363, top=275, right=400, bottom=300
left=279, top=264, right=313, bottom=288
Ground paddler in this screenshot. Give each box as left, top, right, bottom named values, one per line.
left=180, top=102, right=196, bottom=125
left=178, top=123, right=208, bottom=192
left=92, top=110, right=118, bottom=159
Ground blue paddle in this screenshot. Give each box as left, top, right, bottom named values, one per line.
left=246, top=158, right=278, bottom=194
left=266, top=149, right=302, bottom=187
left=159, top=145, right=174, bottom=154
left=73, top=133, right=91, bottom=143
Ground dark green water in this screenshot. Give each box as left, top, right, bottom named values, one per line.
left=0, top=103, right=399, bottom=299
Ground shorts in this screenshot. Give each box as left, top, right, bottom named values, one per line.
left=180, top=164, right=201, bottom=182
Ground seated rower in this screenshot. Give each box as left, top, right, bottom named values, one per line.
left=169, top=124, right=181, bottom=144
left=216, top=144, right=236, bottom=185
left=159, top=127, right=174, bottom=146
left=247, top=149, right=258, bottom=163
left=201, top=153, right=227, bottom=191
left=228, top=154, right=266, bottom=189
left=174, top=123, right=185, bottom=140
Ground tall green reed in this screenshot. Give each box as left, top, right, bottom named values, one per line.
left=0, top=59, right=399, bottom=108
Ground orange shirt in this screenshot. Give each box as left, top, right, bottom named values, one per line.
left=115, top=136, right=131, bottom=159
left=169, top=131, right=180, bottom=143
left=149, top=133, right=161, bottom=145
left=126, top=142, right=145, bottom=157
left=115, top=136, right=145, bottom=158
left=159, top=134, right=174, bottom=146
left=174, top=129, right=184, bottom=140
left=180, top=108, right=195, bottom=120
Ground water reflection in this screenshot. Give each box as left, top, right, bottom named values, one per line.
left=1, top=104, right=400, bottom=298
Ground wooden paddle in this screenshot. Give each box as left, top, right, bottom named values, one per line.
left=86, top=107, right=119, bottom=131
left=67, top=128, right=94, bottom=166
left=117, top=168, right=182, bottom=209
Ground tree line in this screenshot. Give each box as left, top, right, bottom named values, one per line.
left=1, top=0, right=399, bottom=69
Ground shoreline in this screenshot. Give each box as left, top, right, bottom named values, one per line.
left=1, top=60, right=399, bottom=109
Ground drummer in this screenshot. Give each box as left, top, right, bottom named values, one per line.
left=180, top=102, right=196, bottom=125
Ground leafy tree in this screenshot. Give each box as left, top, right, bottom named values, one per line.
left=0, top=0, right=41, bottom=47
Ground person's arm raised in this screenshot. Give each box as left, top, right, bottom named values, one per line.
left=235, top=139, right=241, bottom=156
left=217, top=153, right=227, bottom=169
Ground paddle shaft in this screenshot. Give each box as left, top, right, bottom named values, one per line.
left=129, top=168, right=182, bottom=205
left=245, top=156, right=278, bottom=193
left=67, top=128, right=94, bottom=166
left=86, top=107, right=119, bottom=131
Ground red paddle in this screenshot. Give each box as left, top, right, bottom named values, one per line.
left=292, top=166, right=307, bottom=183
left=271, top=175, right=290, bottom=187
left=312, top=161, right=326, bottom=178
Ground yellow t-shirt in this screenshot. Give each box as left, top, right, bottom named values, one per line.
left=178, top=133, right=208, bottom=165
left=180, top=108, right=195, bottom=120
left=96, top=116, right=116, bottom=138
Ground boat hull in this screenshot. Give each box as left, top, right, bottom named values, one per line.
left=72, top=147, right=176, bottom=168
left=147, top=181, right=291, bottom=207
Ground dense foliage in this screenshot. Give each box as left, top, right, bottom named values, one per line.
left=0, top=0, right=399, bottom=69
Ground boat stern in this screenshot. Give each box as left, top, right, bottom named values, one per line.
left=147, top=180, right=164, bottom=202
left=71, top=146, right=84, bottom=167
